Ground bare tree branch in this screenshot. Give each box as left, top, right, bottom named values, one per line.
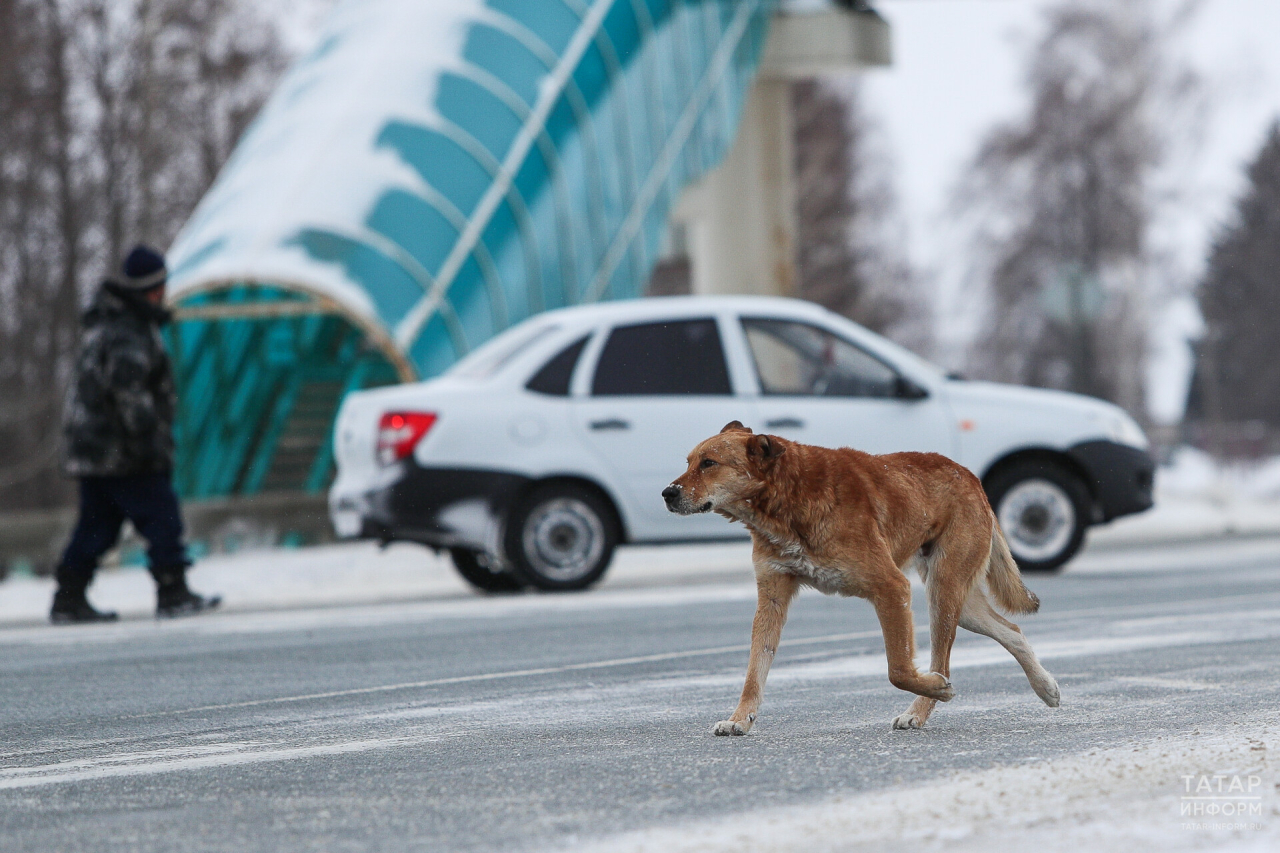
left=955, top=0, right=1199, bottom=416
left=0, top=0, right=287, bottom=511
left=793, top=78, right=930, bottom=354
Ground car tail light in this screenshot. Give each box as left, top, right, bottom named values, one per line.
left=376, top=412, right=437, bottom=465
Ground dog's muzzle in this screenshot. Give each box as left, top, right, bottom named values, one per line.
left=663, top=484, right=711, bottom=514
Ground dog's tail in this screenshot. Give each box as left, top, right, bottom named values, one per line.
left=985, top=519, right=1040, bottom=614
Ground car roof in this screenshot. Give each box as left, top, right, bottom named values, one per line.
left=530, top=295, right=835, bottom=327
left=444, top=294, right=944, bottom=388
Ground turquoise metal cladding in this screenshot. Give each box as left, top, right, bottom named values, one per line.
left=164, top=287, right=401, bottom=499
left=295, top=0, right=777, bottom=371
left=165, top=0, right=778, bottom=498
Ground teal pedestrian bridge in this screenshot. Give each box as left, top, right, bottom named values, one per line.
left=166, top=0, right=780, bottom=498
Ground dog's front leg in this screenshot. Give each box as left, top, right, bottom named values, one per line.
left=714, top=571, right=799, bottom=736
left=869, top=567, right=955, bottom=704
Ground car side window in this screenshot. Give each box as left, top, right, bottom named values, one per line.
left=526, top=335, right=589, bottom=396
left=591, top=319, right=732, bottom=396
left=742, top=318, right=898, bottom=398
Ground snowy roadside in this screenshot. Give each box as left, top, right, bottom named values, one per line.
left=2, top=447, right=1278, bottom=626
left=1088, top=446, right=1280, bottom=549
left=558, top=718, right=1280, bottom=853
left=0, top=538, right=762, bottom=626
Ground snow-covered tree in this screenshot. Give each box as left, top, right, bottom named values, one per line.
left=957, top=0, right=1194, bottom=414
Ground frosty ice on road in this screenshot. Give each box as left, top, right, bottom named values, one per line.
left=1, top=539, right=1279, bottom=852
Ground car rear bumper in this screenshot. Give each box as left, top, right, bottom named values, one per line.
left=1068, top=440, right=1155, bottom=523
left=331, top=463, right=531, bottom=552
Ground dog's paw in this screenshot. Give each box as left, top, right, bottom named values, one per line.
left=1034, top=674, right=1060, bottom=708
left=891, top=712, right=926, bottom=730
left=921, top=672, right=954, bottom=701
left=712, top=719, right=749, bottom=736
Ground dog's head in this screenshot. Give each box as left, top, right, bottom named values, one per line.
left=662, top=421, right=786, bottom=516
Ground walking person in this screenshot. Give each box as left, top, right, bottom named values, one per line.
left=51, top=245, right=220, bottom=623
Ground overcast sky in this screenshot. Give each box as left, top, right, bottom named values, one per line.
left=860, top=0, right=1280, bottom=423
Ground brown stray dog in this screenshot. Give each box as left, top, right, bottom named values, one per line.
left=662, top=421, right=1060, bottom=735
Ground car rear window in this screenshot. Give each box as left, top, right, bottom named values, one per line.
left=591, top=319, right=731, bottom=396
left=526, top=335, right=589, bottom=396
left=448, top=323, right=560, bottom=380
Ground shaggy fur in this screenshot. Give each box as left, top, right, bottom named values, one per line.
left=663, top=421, right=1059, bottom=734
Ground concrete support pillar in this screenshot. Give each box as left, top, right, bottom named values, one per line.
left=676, top=79, right=796, bottom=297
left=667, top=8, right=891, bottom=299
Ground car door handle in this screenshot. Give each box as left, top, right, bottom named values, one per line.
left=765, top=417, right=804, bottom=430
left=590, top=418, right=630, bottom=431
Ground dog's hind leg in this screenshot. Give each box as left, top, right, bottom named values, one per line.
left=714, top=570, right=799, bottom=736
left=959, top=585, right=1060, bottom=707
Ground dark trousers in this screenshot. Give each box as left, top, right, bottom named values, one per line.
left=57, top=473, right=188, bottom=592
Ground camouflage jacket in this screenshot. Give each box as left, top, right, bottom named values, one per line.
left=62, top=283, right=177, bottom=477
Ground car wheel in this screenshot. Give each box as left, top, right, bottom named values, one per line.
left=504, top=484, right=618, bottom=592
left=986, top=462, right=1091, bottom=573
left=450, top=548, right=525, bottom=593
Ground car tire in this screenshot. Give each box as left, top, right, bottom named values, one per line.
left=986, top=462, right=1091, bottom=573
left=504, top=484, right=618, bottom=592
left=450, top=548, right=526, bottom=593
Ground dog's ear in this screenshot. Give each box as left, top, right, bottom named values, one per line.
left=720, top=420, right=752, bottom=434
left=747, top=433, right=785, bottom=462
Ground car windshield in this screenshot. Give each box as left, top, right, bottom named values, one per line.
left=447, top=323, right=561, bottom=380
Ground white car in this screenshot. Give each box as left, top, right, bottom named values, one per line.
left=329, top=296, right=1153, bottom=592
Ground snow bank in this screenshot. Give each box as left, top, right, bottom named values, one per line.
left=1160, top=446, right=1280, bottom=502
left=1089, top=446, right=1280, bottom=548
left=0, top=539, right=756, bottom=626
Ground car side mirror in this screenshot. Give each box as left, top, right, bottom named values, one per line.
left=895, top=376, right=929, bottom=400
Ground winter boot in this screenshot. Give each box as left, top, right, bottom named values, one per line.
left=50, top=588, right=119, bottom=625
left=153, top=568, right=222, bottom=619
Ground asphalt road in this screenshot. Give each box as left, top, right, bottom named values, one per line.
left=3, top=538, right=1280, bottom=852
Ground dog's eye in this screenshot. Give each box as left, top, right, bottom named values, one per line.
left=700, top=458, right=716, bottom=469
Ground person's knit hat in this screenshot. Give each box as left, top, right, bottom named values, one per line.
left=117, top=245, right=167, bottom=291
